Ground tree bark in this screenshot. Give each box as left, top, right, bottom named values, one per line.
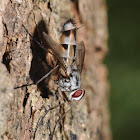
left=0, top=0, right=111, bottom=140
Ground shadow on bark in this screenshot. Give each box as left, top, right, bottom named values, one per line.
left=29, top=20, right=54, bottom=98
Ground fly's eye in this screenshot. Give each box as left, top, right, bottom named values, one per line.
left=69, top=89, right=85, bottom=101
left=72, top=90, right=83, bottom=98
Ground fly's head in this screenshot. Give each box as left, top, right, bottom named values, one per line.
left=58, top=70, right=85, bottom=102
left=67, top=71, right=85, bottom=102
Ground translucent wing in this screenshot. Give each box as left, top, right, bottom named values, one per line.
left=76, top=41, right=85, bottom=73
left=43, top=32, right=66, bottom=71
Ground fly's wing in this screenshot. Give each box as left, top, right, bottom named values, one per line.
left=43, top=32, right=66, bottom=71
left=76, top=41, right=85, bottom=73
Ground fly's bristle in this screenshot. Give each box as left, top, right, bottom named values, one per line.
left=63, top=18, right=76, bottom=31
left=76, top=24, right=86, bottom=30
left=64, top=18, right=76, bottom=26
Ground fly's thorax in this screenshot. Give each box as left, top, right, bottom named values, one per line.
left=58, top=70, right=81, bottom=92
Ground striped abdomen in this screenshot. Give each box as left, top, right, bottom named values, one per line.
left=60, top=19, right=77, bottom=76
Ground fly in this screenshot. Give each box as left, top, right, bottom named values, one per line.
left=42, top=19, right=85, bottom=102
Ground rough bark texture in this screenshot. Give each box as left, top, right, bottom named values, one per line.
left=0, top=0, right=111, bottom=140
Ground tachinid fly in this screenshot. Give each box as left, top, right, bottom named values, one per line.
left=42, top=18, right=85, bottom=102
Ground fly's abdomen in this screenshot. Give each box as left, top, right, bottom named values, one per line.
left=60, top=19, right=77, bottom=76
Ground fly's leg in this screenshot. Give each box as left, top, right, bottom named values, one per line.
left=35, top=65, right=59, bottom=85
left=33, top=103, right=65, bottom=139
left=14, top=65, right=59, bottom=89
left=58, top=88, right=67, bottom=102
left=49, top=88, right=72, bottom=139
left=58, top=88, right=73, bottom=108
left=50, top=103, right=72, bottom=140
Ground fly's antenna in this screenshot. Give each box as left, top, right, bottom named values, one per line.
left=14, top=64, right=59, bottom=89
left=22, top=25, right=54, bottom=56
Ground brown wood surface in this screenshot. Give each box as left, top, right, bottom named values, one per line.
left=0, top=0, right=111, bottom=139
